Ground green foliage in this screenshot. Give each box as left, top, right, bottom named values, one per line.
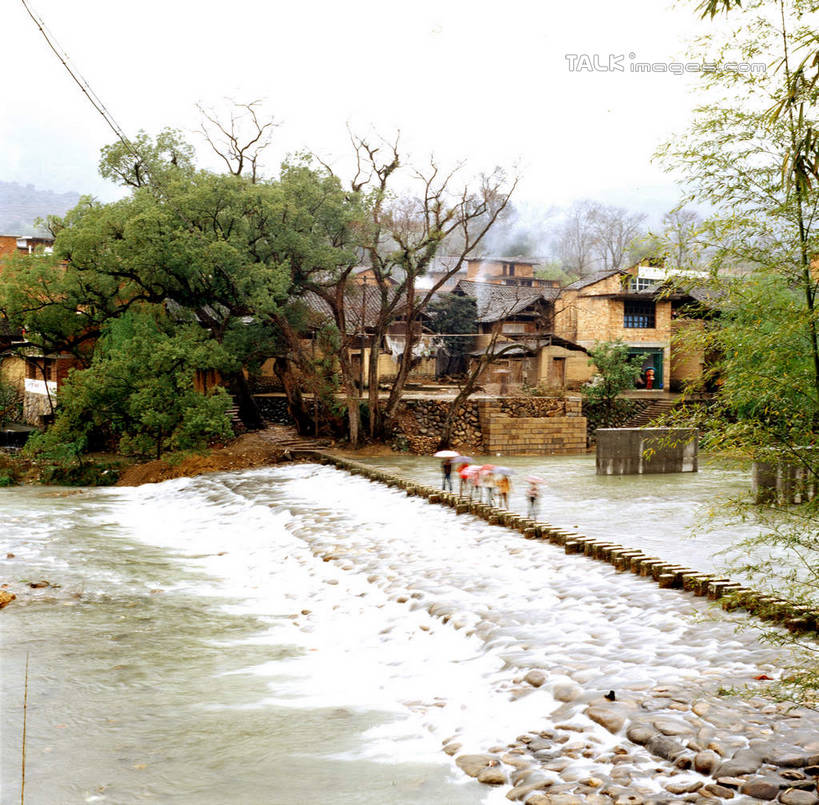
left=0, top=378, right=22, bottom=426
left=583, top=341, right=644, bottom=428
left=26, top=312, right=233, bottom=461
left=658, top=0, right=819, bottom=700
left=427, top=293, right=477, bottom=374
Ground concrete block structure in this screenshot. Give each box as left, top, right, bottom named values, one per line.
left=596, top=427, right=698, bottom=475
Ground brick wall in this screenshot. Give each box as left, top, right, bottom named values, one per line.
left=485, top=414, right=587, bottom=455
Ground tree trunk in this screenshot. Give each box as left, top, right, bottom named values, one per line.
left=273, top=357, right=314, bottom=434
left=224, top=370, right=263, bottom=430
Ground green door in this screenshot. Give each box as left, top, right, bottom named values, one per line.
left=629, top=348, right=664, bottom=390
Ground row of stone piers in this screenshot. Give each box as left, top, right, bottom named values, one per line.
left=300, top=450, right=818, bottom=636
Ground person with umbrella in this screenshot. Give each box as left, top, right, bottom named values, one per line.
left=526, top=476, right=543, bottom=519
left=495, top=467, right=512, bottom=509
left=434, top=449, right=459, bottom=491
left=478, top=464, right=496, bottom=505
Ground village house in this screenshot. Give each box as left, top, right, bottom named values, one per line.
left=452, top=279, right=589, bottom=393
left=0, top=234, right=81, bottom=425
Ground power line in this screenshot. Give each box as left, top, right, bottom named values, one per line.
left=20, top=0, right=141, bottom=164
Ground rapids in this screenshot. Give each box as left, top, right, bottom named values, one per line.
left=0, top=462, right=814, bottom=804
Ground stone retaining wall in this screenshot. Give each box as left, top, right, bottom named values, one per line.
left=394, top=396, right=587, bottom=456
left=297, top=449, right=818, bottom=636
left=485, top=415, right=587, bottom=455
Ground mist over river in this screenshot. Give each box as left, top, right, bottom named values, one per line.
left=1, top=462, right=815, bottom=804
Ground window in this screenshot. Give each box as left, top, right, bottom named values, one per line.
left=623, top=301, right=655, bottom=328
left=629, top=277, right=655, bottom=292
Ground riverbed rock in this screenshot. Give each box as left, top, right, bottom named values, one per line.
left=0, top=591, right=16, bottom=608
left=626, top=724, right=655, bottom=745
left=702, top=783, right=735, bottom=799
left=554, top=682, right=583, bottom=702
left=779, top=790, right=819, bottom=805
left=716, top=748, right=764, bottom=778
left=505, top=779, right=553, bottom=800
left=587, top=706, right=625, bottom=734
left=695, top=750, right=722, bottom=775
left=455, top=754, right=497, bottom=777
left=647, top=733, right=686, bottom=762
left=525, top=670, right=547, bottom=688
left=443, top=742, right=462, bottom=755
left=666, top=778, right=704, bottom=794
left=477, top=765, right=506, bottom=785
left=654, top=716, right=695, bottom=737
left=766, top=751, right=819, bottom=768
left=739, top=778, right=780, bottom=800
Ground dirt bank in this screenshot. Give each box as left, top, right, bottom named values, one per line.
left=116, top=432, right=290, bottom=486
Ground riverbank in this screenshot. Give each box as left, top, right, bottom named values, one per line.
left=115, top=431, right=292, bottom=486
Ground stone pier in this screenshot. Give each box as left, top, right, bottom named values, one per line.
left=291, top=448, right=817, bottom=634
left=595, top=427, right=698, bottom=475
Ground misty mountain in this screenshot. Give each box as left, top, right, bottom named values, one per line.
left=0, top=181, right=81, bottom=235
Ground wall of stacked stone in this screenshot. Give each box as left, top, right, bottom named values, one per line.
left=485, top=415, right=587, bottom=455
left=393, top=396, right=587, bottom=455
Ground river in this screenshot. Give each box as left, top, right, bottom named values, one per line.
left=1, top=461, right=815, bottom=804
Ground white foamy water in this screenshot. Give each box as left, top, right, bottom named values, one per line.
left=0, top=464, right=814, bottom=804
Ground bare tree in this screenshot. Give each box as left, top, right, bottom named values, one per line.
left=590, top=204, right=647, bottom=271
left=662, top=208, right=703, bottom=269
left=552, top=200, right=647, bottom=275
left=341, top=134, right=517, bottom=440
left=553, top=200, right=600, bottom=276
left=197, top=100, right=278, bottom=183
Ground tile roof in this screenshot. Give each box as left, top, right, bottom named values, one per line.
left=562, top=269, right=626, bottom=291
left=455, top=280, right=559, bottom=323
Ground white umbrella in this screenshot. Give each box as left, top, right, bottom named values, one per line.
left=433, top=450, right=460, bottom=458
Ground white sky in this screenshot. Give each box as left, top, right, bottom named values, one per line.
left=2, top=0, right=718, bottom=214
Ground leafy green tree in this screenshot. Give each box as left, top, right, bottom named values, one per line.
left=27, top=311, right=233, bottom=461
left=656, top=0, right=819, bottom=697
left=0, top=378, right=22, bottom=427
left=426, top=293, right=477, bottom=376
left=584, top=341, right=644, bottom=428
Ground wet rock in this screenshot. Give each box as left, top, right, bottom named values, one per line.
left=455, top=754, right=497, bottom=777
left=546, top=795, right=584, bottom=805
left=614, top=795, right=644, bottom=805
left=666, top=778, right=704, bottom=794
left=766, top=752, right=819, bottom=768
left=505, top=779, right=553, bottom=800
left=525, top=670, right=547, bottom=688
left=779, top=790, right=819, bottom=805
left=443, top=742, right=461, bottom=756
left=554, top=683, right=583, bottom=702
left=693, top=701, right=711, bottom=717
left=647, top=733, right=686, bottom=762
left=626, top=724, right=654, bottom=745
left=695, top=750, right=722, bottom=775
left=527, top=738, right=553, bottom=752
left=29, top=580, right=51, bottom=588
left=782, top=771, right=808, bottom=782
left=477, top=765, right=506, bottom=785
left=716, top=748, right=764, bottom=778
left=715, top=777, right=746, bottom=790
left=654, top=717, right=695, bottom=737
left=739, top=778, right=780, bottom=800
left=527, top=797, right=551, bottom=805
left=501, top=753, right=531, bottom=770
left=702, top=783, right=734, bottom=799
left=587, top=706, right=625, bottom=734
left=0, top=591, right=16, bottom=608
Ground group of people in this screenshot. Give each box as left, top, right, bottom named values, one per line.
left=439, top=454, right=541, bottom=517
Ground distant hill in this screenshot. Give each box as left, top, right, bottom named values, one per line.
left=0, top=181, right=81, bottom=235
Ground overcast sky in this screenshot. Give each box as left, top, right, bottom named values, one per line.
left=3, top=0, right=716, bottom=216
